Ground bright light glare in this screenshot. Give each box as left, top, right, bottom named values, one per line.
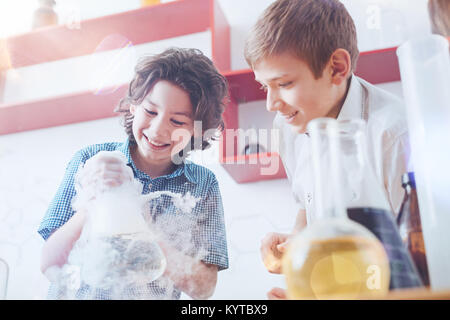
left=0, top=0, right=38, bottom=38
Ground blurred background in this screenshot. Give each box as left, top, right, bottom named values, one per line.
left=0, top=0, right=434, bottom=299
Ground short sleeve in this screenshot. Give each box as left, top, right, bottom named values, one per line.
left=192, top=176, right=228, bottom=271
left=37, top=150, right=88, bottom=240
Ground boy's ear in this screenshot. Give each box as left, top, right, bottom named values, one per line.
left=329, top=49, right=352, bottom=85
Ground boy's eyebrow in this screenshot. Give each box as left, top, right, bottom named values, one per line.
left=145, top=99, right=158, bottom=107
left=145, top=99, right=192, bottom=117
left=255, top=74, right=289, bottom=84
left=171, top=111, right=192, bottom=117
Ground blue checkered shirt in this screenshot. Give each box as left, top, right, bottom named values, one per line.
left=38, top=139, right=228, bottom=300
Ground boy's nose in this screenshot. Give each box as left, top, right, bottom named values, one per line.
left=147, top=116, right=170, bottom=140
left=266, top=90, right=283, bottom=112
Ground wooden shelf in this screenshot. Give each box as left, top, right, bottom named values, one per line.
left=0, top=84, right=127, bottom=134
left=0, top=0, right=229, bottom=71
left=0, top=0, right=230, bottom=135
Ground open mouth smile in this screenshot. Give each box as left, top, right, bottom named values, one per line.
left=143, top=134, right=171, bottom=150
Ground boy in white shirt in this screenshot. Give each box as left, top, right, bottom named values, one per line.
left=244, top=0, right=410, bottom=299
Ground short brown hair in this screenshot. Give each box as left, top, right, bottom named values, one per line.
left=244, top=0, right=359, bottom=79
left=115, top=47, right=229, bottom=151
left=428, top=0, right=450, bottom=36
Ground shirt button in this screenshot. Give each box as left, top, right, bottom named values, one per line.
left=307, top=192, right=313, bottom=204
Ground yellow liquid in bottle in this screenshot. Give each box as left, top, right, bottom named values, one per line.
left=283, top=236, right=390, bottom=299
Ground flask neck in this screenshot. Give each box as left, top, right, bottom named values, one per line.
left=308, top=118, right=348, bottom=220
left=308, top=118, right=391, bottom=221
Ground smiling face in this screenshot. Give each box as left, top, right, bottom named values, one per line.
left=253, top=52, right=347, bottom=134
left=130, top=80, right=194, bottom=172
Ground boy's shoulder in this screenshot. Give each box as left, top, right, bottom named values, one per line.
left=74, top=141, right=126, bottom=162
left=360, top=77, right=404, bottom=113
left=359, top=77, right=408, bottom=140
left=183, top=161, right=219, bottom=186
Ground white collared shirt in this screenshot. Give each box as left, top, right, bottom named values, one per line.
left=274, top=75, right=410, bottom=223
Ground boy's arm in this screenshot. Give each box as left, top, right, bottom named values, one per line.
left=40, top=210, right=86, bottom=276
left=158, top=242, right=218, bottom=300
left=38, top=149, right=87, bottom=276
left=160, top=174, right=227, bottom=299
left=293, top=208, right=307, bottom=233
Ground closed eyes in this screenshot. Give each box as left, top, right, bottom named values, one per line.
left=259, top=81, right=293, bottom=92
left=278, top=81, right=292, bottom=88
left=144, top=109, right=157, bottom=116
left=143, top=108, right=186, bottom=126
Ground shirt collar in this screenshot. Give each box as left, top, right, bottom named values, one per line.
left=177, top=161, right=200, bottom=184
left=303, top=75, right=363, bottom=135
left=117, top=138, right=198, bottom=184
left=337, top=74, right=364, bottom=120
left=117, top=137, right=134, bottom=165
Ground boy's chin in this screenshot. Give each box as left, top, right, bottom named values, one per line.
left=289, top=122, right=307, bottom=134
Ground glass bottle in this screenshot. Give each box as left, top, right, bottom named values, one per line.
left=335, top=119, right=423, bottom=289
left=32, top=0, right=58, bottom=30
left=397, top=172, right=430, bottom=287
left=282, top=118, right=390, bottom=299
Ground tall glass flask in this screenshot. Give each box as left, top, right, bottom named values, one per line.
left=282, top=118, right=390, bottom=299
left=337, top=120, right=422, bottom=289
left=397, top=35, right=450, bottom=290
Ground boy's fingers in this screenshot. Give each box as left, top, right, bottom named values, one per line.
left=276, top=240, right=290, bottom=253
left=267, top=287, right=287, bottom=300
left=103, top=179, right=122, bottom=187
left=85, top=154, right=126, bottom=171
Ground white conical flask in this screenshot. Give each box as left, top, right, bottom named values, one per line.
left=69, top=152, right=167, bottom=291
left=282, top=118, right=390, bottom=300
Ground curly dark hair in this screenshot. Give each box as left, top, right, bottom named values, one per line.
left=115, top=47, right=229, bottom=152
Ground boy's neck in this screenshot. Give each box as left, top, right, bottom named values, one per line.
left=130, top=144, right=177, bottom=179
left=326, top=75, right=352, bottom=119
